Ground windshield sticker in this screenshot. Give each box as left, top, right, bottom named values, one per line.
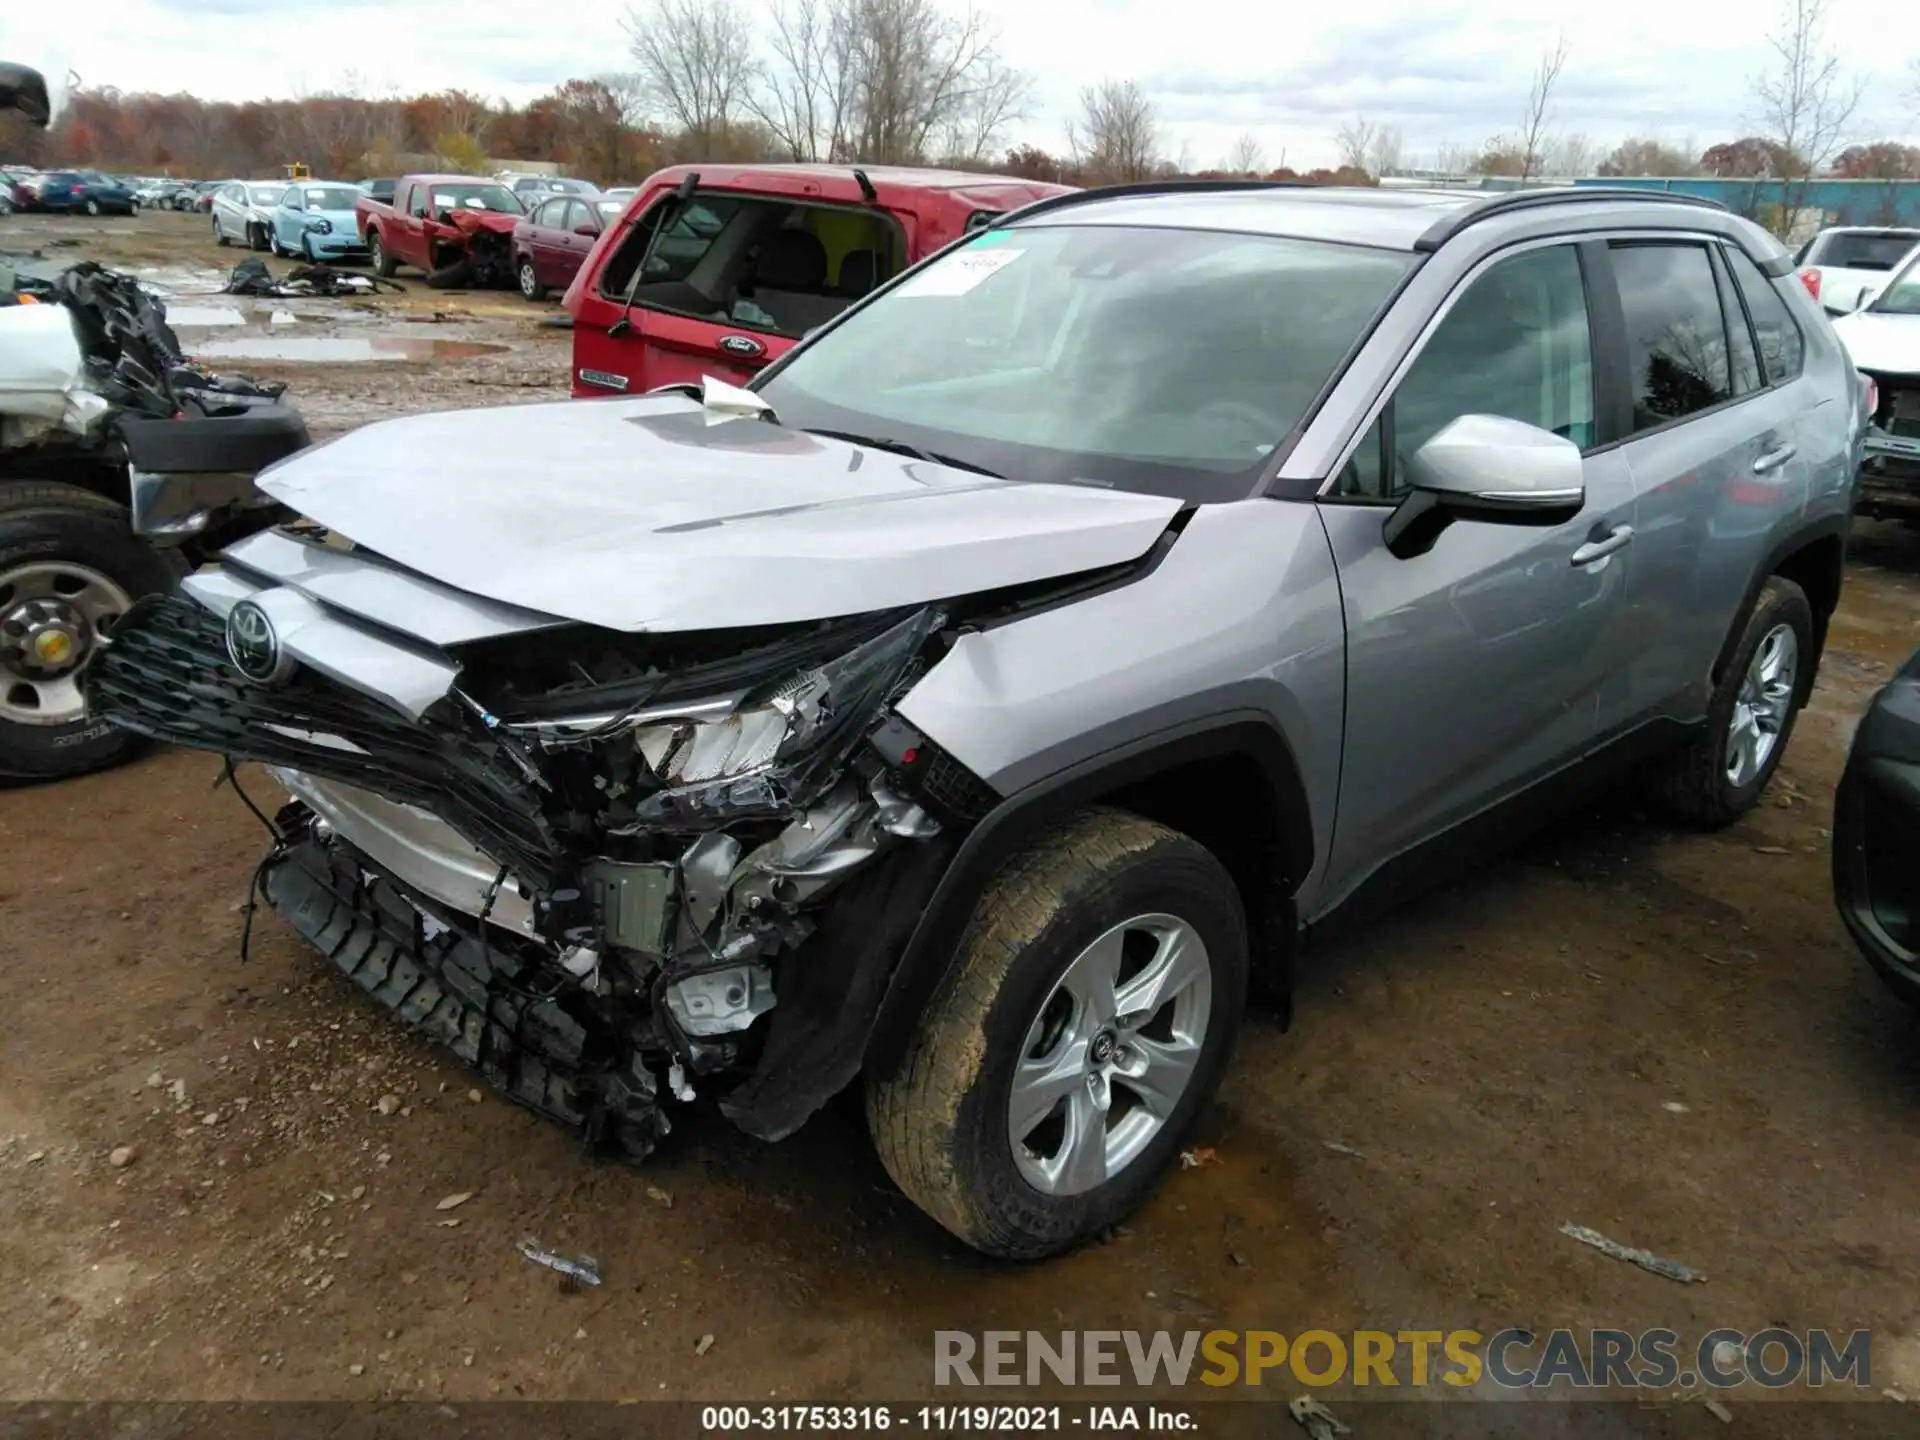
left=898, top=247, right=1023, bottom=297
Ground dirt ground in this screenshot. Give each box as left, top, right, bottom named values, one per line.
left=1, top=208, right=1918, bottom=1430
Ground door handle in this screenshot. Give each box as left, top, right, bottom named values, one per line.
left=1752, top=443, right=1797, bottom=474
left=1570, top=524, right=1634, bottom=567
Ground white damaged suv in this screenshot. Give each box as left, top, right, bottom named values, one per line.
left=88, top=182, right=1862, bottom=1257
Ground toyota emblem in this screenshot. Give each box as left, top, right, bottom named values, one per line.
left=225, top=600, right=292, bottom=684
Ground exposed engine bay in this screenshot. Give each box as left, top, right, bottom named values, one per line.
left=84, top=541, right=1015, bottom=1157
left=426, top=215, right=516, bottom=291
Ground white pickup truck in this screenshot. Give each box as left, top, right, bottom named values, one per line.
left=1795, top=226, right=1920, bottom=315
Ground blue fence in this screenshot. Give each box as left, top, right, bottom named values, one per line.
left=1572, top=177, right=1920, bottom=231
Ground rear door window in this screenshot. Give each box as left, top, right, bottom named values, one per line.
left=1723, top=246, right=1806, bottom=385
left=1610, top=243, right=1733, bottom=433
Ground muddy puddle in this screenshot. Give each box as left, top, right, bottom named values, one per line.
left=184, top=334, right=509, bottom=363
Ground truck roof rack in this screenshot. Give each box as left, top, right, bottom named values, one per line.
left=990, top=178, right=1308, bottom=229
left=1412, top=186, right=1731, bottom=252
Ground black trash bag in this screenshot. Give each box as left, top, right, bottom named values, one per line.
left=222, top=257, right=278, bottom=296
left=224, top=258, right=402, bottom=298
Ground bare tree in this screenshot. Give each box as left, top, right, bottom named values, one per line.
left=1753, top=0, right=1862, bottom=225
left=751, top=0, right=852, bottom=160
left=1335, top=115, right=1375, bottom=172
left=935, top=54, right=1032, bottom=164
left=836, top=0, right=1019, bottom=164
left=1367, top=124, right=1403, bottom=177
left=623, top=0, right=759, bottom=152
left=1069, top=79, right=1157, bottom=183
left=1517, top=34, right=1570, bottom=183
left=1544, top=132, right=1594, bottom=176
left=1224, top=131, right=1265, bottom=175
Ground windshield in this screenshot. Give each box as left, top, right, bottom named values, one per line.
left=758, top=225, right=1412, bottom=501
left=429, top=183, right=523, bottom=213
left=1870, top=253, right=1920, bottom=316
left=248, top=184, right=284, bottom=205
left=300, top=186, right=357, bottom=210
left=1817, top=232, right=1919, bottom=271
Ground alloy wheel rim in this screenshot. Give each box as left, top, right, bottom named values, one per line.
left=1007, top=913, right=1212, bottom=1197
left=0, top=561, right=133, bottom=727
left=1725, top=622, right=1798, bottom=788
left=520, top=262, right=537, bottom=297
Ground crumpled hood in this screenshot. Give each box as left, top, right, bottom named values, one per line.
left=1834, top=310, right=1920, bottom=377
left=254, top=394, right=1183, bottom=632
left=447, top=210, right=520, bottom=237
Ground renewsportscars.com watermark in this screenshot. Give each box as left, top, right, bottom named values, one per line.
left=934, top=1328, right=1874, bottom=1391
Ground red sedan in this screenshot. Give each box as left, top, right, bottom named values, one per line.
left=511, top=195, right=618, bottom=302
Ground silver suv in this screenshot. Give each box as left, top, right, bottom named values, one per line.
left=88, top=183, right=1865, bottom=1258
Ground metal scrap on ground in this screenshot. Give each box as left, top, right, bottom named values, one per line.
left=1288, top=1396, right=1350, bottom=1439
left=1560, top=1223, right=1706, bottom=1283
left=516, top=1236, right=602, bottom=1288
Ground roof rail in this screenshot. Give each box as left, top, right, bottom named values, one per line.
left=990, top=177, right=1308, bottom=229
left=1413, top=186, right=1732, bottom=252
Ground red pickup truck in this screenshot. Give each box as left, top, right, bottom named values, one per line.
left=562, top=164, right=1073, bottom=398
left=355, top=174, right=527, bottom=288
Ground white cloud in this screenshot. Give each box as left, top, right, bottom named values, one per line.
left=5, top=0, right=1917, bottom=169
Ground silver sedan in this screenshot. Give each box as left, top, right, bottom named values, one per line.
left=210, top=180, right=293, bottom=251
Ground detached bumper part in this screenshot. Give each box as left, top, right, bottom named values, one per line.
left=262, top=827, right=671, bottom=1159
left=121, top=404, right=310, bottom=540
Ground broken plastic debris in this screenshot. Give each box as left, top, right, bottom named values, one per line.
left=1288, top=1396, right=1350, bottom=1439
left=1323, top=1141, right=1366, bottom=1158
left=435, top=1191, right=474, bottom=1211
left=1560, top=1223, right=1705, bottom=1284
left=1179, top=1147, right=1220, bottom=1170
left=517, top=1235, right=602, bottom=1288
left=695, top=1333, right=716, bottom=1356
left=1704, top=1399, right=1733, bottom=1423
left=699, top=374, right=773, bottom=424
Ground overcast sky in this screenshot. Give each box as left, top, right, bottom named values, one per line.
left=5, top=0, right=1917, bottom=168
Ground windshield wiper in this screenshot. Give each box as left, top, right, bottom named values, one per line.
left=798, top=428, right=1004, bottom=479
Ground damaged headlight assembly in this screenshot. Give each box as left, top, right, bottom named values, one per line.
left=516, top=607, right=947, bottom=1042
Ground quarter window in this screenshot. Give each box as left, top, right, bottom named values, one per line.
left=1723, top=246, right=1806, bottom=384
left=1711, top=249, right=1762, bottom=396
left=1333, top=244, right=1593, bottom=500
left=1611, top=243, right=1733, bottom=432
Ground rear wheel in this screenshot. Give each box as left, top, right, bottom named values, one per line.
left=0, top=483, right=181, bottom=781
left=368, top=231, right=396, bottom=278
left=867, top=809, right=1248, bottom=1259
left=1652, top=576, right=1813, bottom=828
left=517, top=257, right=546, bottom=301
left=83, top=197, right=101, bottom=217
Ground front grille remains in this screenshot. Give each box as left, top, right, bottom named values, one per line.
left=87, top=595, right=564, bottom=889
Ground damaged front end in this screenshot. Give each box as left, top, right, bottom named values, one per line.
left=426, top=213, right=518, bottom=291
left=85, top=533, right=994, bottom=1157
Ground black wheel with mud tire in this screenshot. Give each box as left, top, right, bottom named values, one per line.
left=368, top=230, right=396, bottom=278
left=867, top=808, right=1248, bottom=1259
left=1652, top=575, right=1814, bottom=829
left=0, top=484, right=182, bottom=781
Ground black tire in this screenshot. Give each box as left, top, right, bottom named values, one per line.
left=83, top=198, right=101, bottom=217
left=517, top=257, right=546, bottom=301
left=867, top=808, right=1248, bottom=1259
left=302, top=235, right=318, bottom=264
left=1652, top=575, right=1814, bottom=829
left=247, top=223, right=267, bottom=252
left=425, top=257, right=474, bottom=290
left=368, top=231, right=396, bottom=278
left=215, top=217, right=229, bottom=247
left=0, top=483, right=182, bottom=782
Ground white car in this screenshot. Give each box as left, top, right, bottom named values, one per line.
left=209, top=180, right=291, bottom=251
left=1833, top=249, right=1920, bottom=520
left=1794, top=226, right=1920, bottom=316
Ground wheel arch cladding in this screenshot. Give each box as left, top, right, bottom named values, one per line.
left=1712, top=518, right=1846, bottom=691
left=862, top=715, right=1312, bottom=1080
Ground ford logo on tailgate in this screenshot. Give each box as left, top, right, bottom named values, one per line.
left=718, top=334, right=765, bottom=357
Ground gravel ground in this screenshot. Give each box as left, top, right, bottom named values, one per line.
left=1, top=207, right=1917, bottom=1433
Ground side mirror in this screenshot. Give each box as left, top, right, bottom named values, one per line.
left=1383, top=413, right=1585, bottom=559
left=412, top=204, right=429, bottom=219
left=0, top=64, right=51, bottom=128
left=1851, top=288, right=1874, bottom=313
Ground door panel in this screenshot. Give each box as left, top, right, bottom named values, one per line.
left=1317, top=241, right=1635, bottom=910
left=1605, top=241, right=1816, bottom=724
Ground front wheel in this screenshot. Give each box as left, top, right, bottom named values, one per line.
left=867, top=809, right=1248, bottom=1259
left=1652, top=575, right=1813, bottom=828
left=0, top=483, right=182, bottom=781
left=247, top=223, right=267, bottom=252
left=214, top=216, right=229, bottom=246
